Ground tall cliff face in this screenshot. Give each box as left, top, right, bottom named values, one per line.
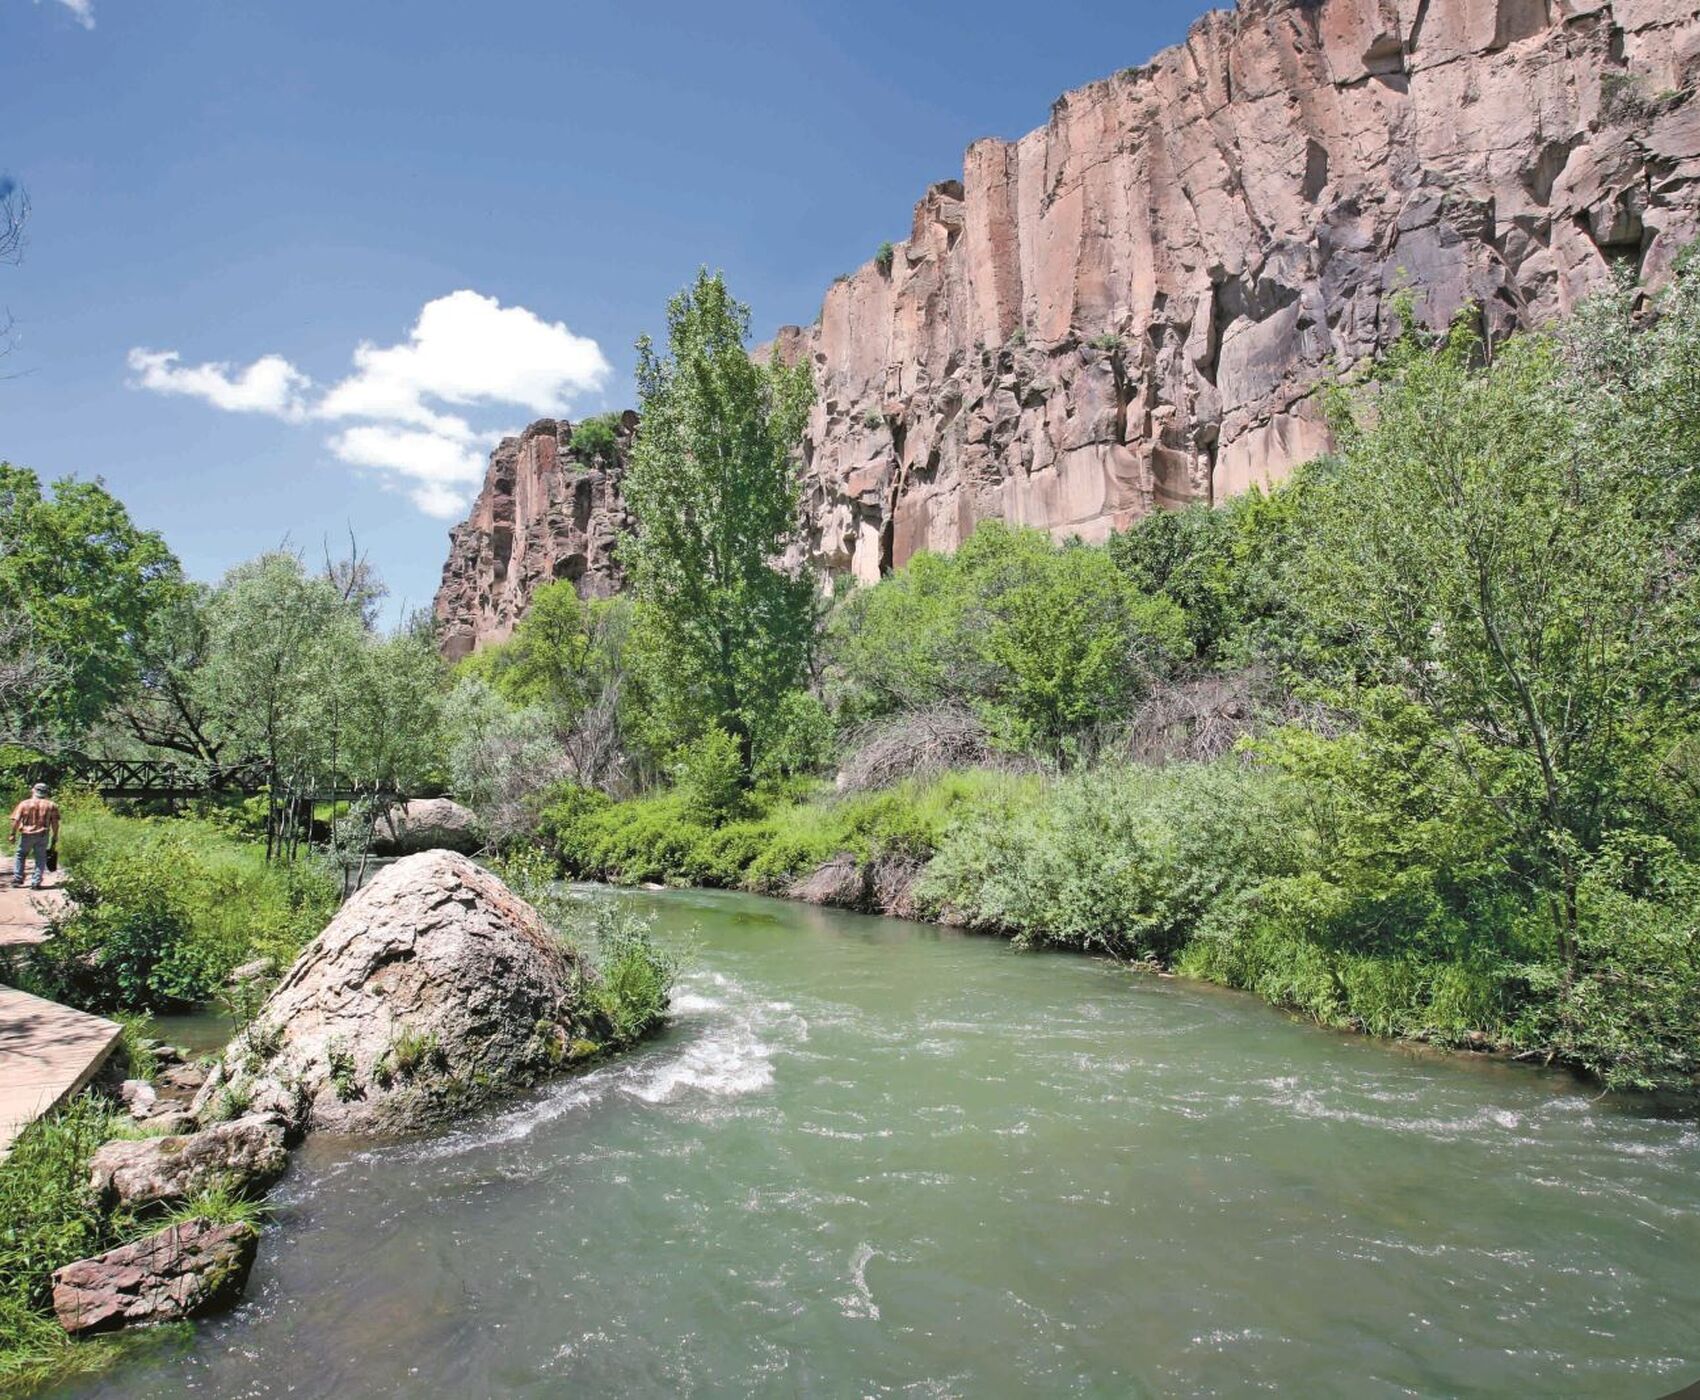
left=779, top=0, right=1700, bottom=580
left=436, top=0, right=1700, bottom=648
left=434, top=416, right=634, bottom=661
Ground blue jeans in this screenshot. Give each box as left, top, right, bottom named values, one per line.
left=14, top=831, right=48, bottom=888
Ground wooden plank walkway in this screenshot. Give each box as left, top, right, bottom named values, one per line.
left=0, top=871, right=122, bottom=1158
left=0, top=873, right=70, bottom=949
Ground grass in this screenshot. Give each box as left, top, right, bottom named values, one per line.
left=13, top=796, right=338, bottom=1016
left=0, top=1096, right=124, bottom=1388
left=545, top=768, right=1038, bottom=894
left=129, top=1187, right=269, bottom=1240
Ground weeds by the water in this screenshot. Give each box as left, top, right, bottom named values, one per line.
left=582, top=902, right=678, bottom=1046
left=0, top=1096, right=117, bottom=1388
left=13, top=796, right=337, bottom=1017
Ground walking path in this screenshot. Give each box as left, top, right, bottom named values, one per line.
left=0, top=873, right=70, bottom=948
left=0, top=872, right=122, bottom=1158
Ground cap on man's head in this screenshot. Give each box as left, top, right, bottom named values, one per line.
left=30, top=783, right=49, bottom=796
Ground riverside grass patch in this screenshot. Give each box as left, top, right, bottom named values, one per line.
left=12, top=797, right=338, bottom=1016
left=541, top=769, right=1039, bottom=894
left=0, top=1095, right=192, bottom=1392
left=541, top=749, right=1700, bottom=1092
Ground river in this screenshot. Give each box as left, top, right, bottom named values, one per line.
left=57, top=888, right=1700, bottom=1398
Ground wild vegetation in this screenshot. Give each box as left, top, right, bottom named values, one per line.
left=454, top=268, right=1700, bottom=1094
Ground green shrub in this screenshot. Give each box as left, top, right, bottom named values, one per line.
left=582, top=903, right=677, bottom=1045
left=17, top=802, right=336, bottom=1014
left=570, top=413, right=622, bottom=469
left=923, top=761, right=1296, bottom=958
left=752, top=691, right=836, bottom=782
left=672, top=726, right=747, bottom=823
left=874, top=241, right=895, bottom=275
left=1521, top=835, right=1700, bottom=1090
left=830, top=520, right=1187, bottom=759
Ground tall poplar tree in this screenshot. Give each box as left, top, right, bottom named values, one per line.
left=622, top=270, right=815, bottom=772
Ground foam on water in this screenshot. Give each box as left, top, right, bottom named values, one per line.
left=351, top=968, right=799, bottom=1164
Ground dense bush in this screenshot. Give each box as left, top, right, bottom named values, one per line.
left=14, top=800, right=337, bottom=1014
left=923, top=760, right=1302, bottom=959
left=1527, top=835, right=1700, bottom=1090
left=1106, top=479, right=1315, bottom=669
left=830, top=520, right=1187, bottom=760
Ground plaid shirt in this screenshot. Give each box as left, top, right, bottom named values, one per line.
left=10, top=799, right=59, bottom=836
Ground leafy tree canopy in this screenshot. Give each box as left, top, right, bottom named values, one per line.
left=620, top=269, right=816, bottom=772
left=0, top=464, right=182, bottom=743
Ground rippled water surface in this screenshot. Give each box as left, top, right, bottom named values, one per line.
left=59, top=889, right=1700, bottom=1398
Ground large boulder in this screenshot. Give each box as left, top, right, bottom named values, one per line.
left=372, top=798, right=482, bottom=855
left=193, top=851, right=587, bottom=1135
left=52, top=1219, right=258, bottom=1335
left=89, top=1116, right=288, bottom=1210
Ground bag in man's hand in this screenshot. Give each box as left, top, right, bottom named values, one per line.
left=45, top=847, right=57, bottom=874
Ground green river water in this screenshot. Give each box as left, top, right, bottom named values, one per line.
left=58, top=887, right=1700, bottom=1398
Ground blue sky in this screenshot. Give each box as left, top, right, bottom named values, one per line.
left=1, top=0, right=1204, bottom=618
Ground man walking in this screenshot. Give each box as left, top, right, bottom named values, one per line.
left=10, top=782, right=61, bottom=890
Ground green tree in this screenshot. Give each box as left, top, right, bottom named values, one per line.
left=458, top=584, right=639, bottom=791
left=621, top=269, right=816, bottom=773
left=970, top=528, right=1186, bottom=757
left=831, top=520, right=1186, bottom=759
left=1303, top=301, right=1700, bottom=969
left=0, top=465, right=182, bottom=743
left=340, top=614, right=447, bottom=792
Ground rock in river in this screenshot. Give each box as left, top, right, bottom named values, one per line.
left=372, top=797, right=483, bottom=855
left=193, top=850, right=586, bottom=1135
left=89, top=1116, right=289, bottom=1210
left=52, top=1219, right=258, bottom=1335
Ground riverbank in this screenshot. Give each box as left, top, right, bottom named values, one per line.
left=539, top=759, right=1700, bottom=1097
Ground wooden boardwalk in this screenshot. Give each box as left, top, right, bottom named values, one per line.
left=0, top=874, right=70, bottom=949
left=0, top=872, right=122, bottom=1158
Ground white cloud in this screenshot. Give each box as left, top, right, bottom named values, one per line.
left=127, top=348, right=310, bottom=420
left=326, top=424, right=489, bottom=519
left=38, top=0, right=95, bottom=28
left=126, top=290, right=611, bottom=518
left=315, top=290, right=611, bottom=427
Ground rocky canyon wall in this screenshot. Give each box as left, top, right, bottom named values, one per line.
left=437, top=0, right=1700, bottom=648
left=435, top=416, right=634, bottom=660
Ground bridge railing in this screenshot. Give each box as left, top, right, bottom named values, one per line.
left=25, top=755, right=406, bottom=804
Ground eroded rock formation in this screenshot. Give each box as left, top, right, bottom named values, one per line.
left=434, top=0, right=1700, bottom=645
left=435, top=416, right=635, bottom=661
left=781, top=0, right=1700, bottom=580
